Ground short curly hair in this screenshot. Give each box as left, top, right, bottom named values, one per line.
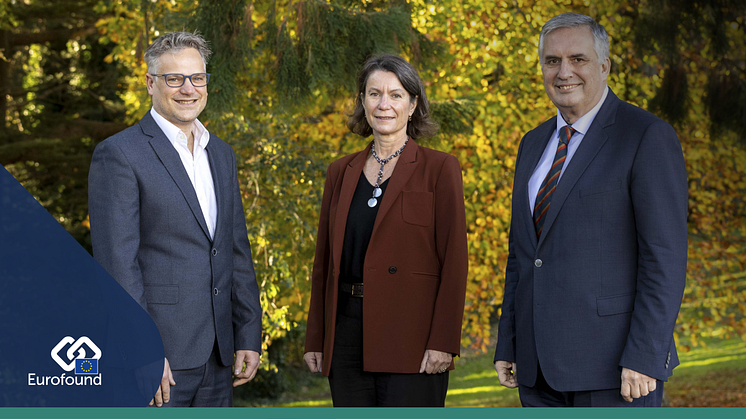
left=348, top=54, right=438, bottom=139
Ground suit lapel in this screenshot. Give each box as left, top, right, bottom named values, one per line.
left=331, top=144, right=369, bottom=271
left=141, top=113, right=212, bottom=242
left=518, top=119, right=556, bottom=250
left=537, top=91, right=620, bottom=248
left=370, top=139, right=419, bottom=241
left=206, top=137, right=227, bottom=243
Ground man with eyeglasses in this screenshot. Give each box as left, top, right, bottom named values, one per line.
left=88, top=32, right=262, bottom=407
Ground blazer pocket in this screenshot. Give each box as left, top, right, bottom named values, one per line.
left=143, top=284, right=179, bottom=305
left=402, top=191, right=433, bottom=227
left=580, top=180, right=622, bottom=198
left=597, top=292, right=635, bottom=316
left=412, top=271, right=440, bottom=279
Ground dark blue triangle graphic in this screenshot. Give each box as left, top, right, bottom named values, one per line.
left=0, top=166, right=163, bottom=406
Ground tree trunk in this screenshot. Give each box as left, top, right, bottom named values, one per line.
left=0, top=29, right=10, bottom=130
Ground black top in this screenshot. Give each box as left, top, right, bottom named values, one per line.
left=339, top=171, right=390, bottom=283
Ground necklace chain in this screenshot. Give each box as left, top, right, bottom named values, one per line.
left=367, top=137, right=409, bottom=208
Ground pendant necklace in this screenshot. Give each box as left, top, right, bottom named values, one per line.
left=368, top=137, right=409, bottom=208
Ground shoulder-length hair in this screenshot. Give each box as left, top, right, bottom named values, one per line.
left=348, top=54, right=438, bottom=139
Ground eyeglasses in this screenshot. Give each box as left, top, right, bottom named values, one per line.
left=150, top=73, right=211, bottom=87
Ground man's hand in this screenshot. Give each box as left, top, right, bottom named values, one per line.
left=233, top=350, right=260, bottom=387
left=621, top=367, right=657, bottom=402
left=149, top=358, right=176, bottom=407
left=495, top=360, right=518, bottom=388
left=303, top=352, right=323, bottom=373
left=419, top=349, right=453, bottom=374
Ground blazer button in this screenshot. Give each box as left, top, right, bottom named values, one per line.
left=388, top=266, right=397, bottom=274
left=534, top=259, right=543, bottom=267
left=212, top=248, right=218, bottom=256
left=213, top=288, right=219, bottom=296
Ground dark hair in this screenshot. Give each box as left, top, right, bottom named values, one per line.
left=348, top=54, right=438, bottom=139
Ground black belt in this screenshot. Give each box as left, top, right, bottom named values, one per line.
left=340, top=282, right=364, bottom=297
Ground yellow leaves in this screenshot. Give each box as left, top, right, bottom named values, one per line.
left=415, top=0, right=746, bottom=352
left=253, top=235, right=268, bottom=249
left=87, top=0, right=746, bottom=354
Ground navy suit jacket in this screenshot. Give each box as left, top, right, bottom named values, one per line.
left=494, top=90, right=688, bottom=391
left=89, top=112, right=262, bottom=370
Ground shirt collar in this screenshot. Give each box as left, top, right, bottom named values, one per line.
left=555, top=85, right=609, bottom=135
left=150, top=107, right=210, bottom=151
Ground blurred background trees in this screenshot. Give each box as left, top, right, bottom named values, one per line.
left=2, top=0, right=744, bottom=400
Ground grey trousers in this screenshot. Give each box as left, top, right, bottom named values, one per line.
left=162, top=344, right=233, bottom=407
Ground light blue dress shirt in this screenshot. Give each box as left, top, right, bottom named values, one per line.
left=528, top=86, right=609, bottom=214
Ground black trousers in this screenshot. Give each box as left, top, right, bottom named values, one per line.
left=328, top=294, right=449, bottom=407
left=518, top=362, right=664, bottom=407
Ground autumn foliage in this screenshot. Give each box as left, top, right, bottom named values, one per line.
left=3, top=0, right=744, bottom=366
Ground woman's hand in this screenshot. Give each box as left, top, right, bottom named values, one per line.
left=303, top=352, right=323, bottom=373
left=419, top=349, right=452, bottom=374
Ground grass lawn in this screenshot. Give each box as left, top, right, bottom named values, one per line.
left=257, top=337, right=746, bottom=407
left=665, top=339, right=746, bottom=407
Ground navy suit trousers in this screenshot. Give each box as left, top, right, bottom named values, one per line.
left=519, top=363, right=663, bottom=407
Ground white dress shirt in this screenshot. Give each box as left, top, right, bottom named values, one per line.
left=528, top=86, right=609, bottom=214
left=150, top=108, right=217, bottom=239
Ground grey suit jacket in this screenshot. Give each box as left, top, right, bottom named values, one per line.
left=495, top=90, right=688, bottom=391
left=89, top=112, right=262, bottom=370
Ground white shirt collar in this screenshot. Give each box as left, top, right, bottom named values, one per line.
left=555, top=85, right=609, bottom=134
left=150, top=107, right=210, bottom=151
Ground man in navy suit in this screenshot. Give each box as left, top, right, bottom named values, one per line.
left=89, top=32, right=262, bottom=407
left=493, top=13, right=687, bottom=407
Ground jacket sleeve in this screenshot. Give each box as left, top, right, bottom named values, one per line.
left=88, top=140, right=147, bottom=309
left=425, top=154, right=469, bottom=356
left=619, top=120, right=688, bottom=380
left=304, top=163, right=335, bottom=353
left=229, top=150, right=263, bottom=353
left=494, top=134, right=527, bottom=364
left=494, top=225, right=518, bottom=363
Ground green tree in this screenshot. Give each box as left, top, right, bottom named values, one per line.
left=3, top=2, right=745, bottom=402
left=0, top=0, right=128, bottom=246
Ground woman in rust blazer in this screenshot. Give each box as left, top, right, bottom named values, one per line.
left=303, top=54, right=468, bottom=407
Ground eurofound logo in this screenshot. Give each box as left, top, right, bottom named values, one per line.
left=28, top=336, right=103, bottom=386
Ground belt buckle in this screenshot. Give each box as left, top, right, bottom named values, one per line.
left=351, top=283, right=363, bottom=298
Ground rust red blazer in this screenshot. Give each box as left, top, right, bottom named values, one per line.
left=304, top=139, right=468, bottom=376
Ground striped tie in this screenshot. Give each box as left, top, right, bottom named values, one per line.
left=533, top=125, right=575, bottom=239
